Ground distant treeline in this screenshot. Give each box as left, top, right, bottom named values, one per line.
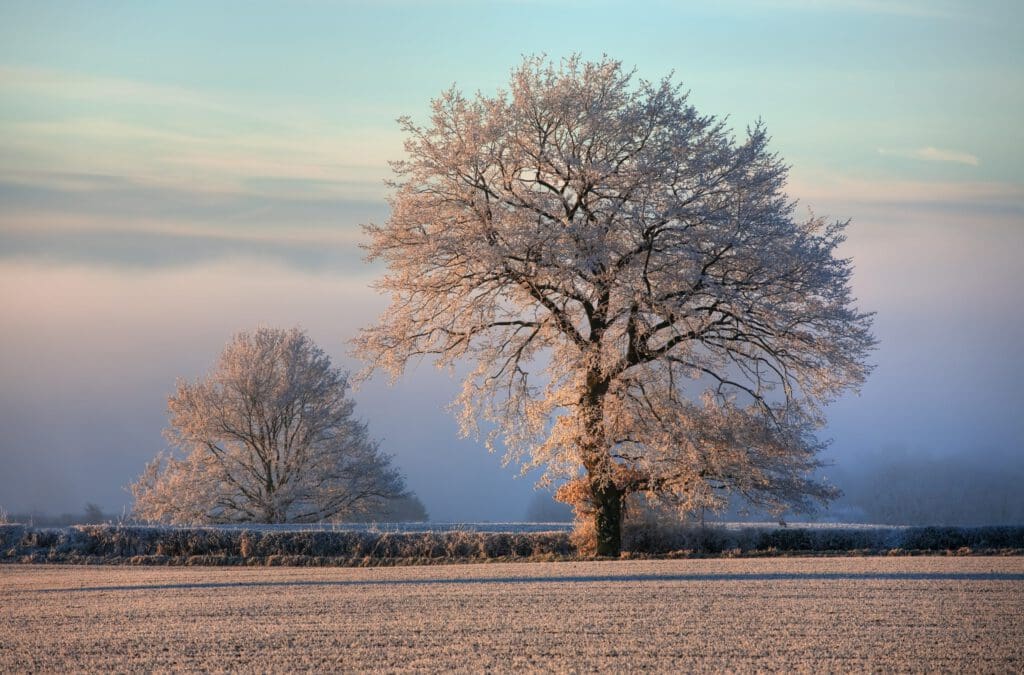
left=523, top=446, right=1024, bottom=526
left=3, top=523, right=1022, bottom=566
left=828, top=449, right=1024, bottom=526
left=1, top=503, right=115, bottom=528
left=2, top=495, right=429, bottom=528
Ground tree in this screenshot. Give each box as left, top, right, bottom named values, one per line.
left=131, top=327, right=410, bottom=524
left=355, top=56, right=875, bottom=555
left=525, top=490, right=574, bottom=523
left=344, top=493, right=430, bottom=522
left=82, top=503, right=106, bottom=524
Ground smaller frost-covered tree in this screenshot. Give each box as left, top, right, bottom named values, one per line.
left=131, top=327, right=409, bottom=524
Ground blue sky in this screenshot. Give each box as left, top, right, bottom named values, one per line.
left=0, top=0, right=1021, bottom=519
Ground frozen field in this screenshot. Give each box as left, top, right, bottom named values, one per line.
left=2, top=557, right=1022, bottom=671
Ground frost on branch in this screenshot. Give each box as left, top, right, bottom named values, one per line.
left=355, top=55, right=875, bottom=554
left=131, top=327, right=409, bottom=524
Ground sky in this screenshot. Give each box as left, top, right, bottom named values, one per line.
left=1, top=0, right=1022, bottom=521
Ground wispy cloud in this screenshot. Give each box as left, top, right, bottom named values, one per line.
left=0, top=66, right=402, bottom=200
left=0, top=172, right=386, bottom=272
left=0, top=66, right=395, bottom=129
left=787, top=169, right=1023, bottom=219
left=877, top=146, right=980, bottom=167
left=713, top=0, right=963, bottom=19
left=786, top=169, right=1011, bottom=203
left=752, top=0, right=964, bottom=19
left=0, top=118, right=397, bottom=200
left=0, top=66, right=227, bottom=111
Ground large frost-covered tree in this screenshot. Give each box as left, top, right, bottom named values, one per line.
left=132, top=327, right=409, bottom=524
left=356, top=56, right=875, bottom=555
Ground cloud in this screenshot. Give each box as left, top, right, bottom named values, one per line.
left=727, top=0, right=964, bottom=19
left=0, top=65, right=395, bottom=131
left=0, top=66, right=230, bottom=111
left=877, top=146, right=980, bottom=167
left=0, top=226, right=370, bottom=273
left=0, top=173, right=389, bottom=272
left=786, top=174, right=1021, bottom=219
left=0, top=117, right=398, bottom=200
left=0, top=170, right=388, bottom=229
left=0, top=66, right=404, bottom=201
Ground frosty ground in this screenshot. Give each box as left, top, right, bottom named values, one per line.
left=2, top=557, right=1022, bottom=671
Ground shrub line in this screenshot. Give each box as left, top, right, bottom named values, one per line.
left=2, top=523, right=1023, bottom=566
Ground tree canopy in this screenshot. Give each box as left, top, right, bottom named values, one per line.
left=132, top=327, right=410, bottom=524
left=356, top=55, right=875, bottom=554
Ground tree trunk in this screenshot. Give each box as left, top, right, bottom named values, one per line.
left=592, top=482, right=624, bottom=556
left=581, top=363, right=622, bottom=555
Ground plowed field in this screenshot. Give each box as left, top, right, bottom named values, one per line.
left=2, top=557, right=1022, bottom=671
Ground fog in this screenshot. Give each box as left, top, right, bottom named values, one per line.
left=1, top=189, right=1022, bottom=524
left=0, top=257, right=545, bottom=521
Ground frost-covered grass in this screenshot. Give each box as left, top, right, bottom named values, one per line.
left=2, top=522, right=1023, bottom=565
left=2, top=557, right=1022, bottom=671
left=15, top=520, right=894, bottom=533
left=180, top=521, right=576, bottom=533
left=0, top=523, right=575, bottom=564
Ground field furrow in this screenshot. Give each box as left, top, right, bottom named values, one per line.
left=2, top=557, right=1022, bottom=672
